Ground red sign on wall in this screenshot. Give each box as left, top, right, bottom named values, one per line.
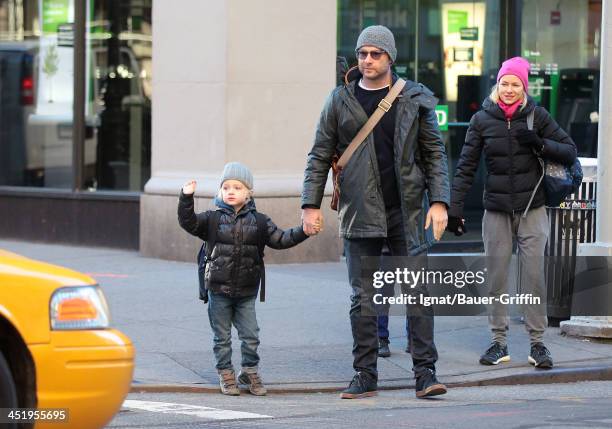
left=551, top=10, right=561, bottom=25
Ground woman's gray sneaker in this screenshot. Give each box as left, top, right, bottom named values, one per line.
left=218, top=369, right=240, bottom=396
left=528, top=343, right=553, bottom=369
left=479, top=342, right=511, bottom=365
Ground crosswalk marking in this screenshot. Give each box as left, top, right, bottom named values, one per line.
left=122, top=400, right=273, bottom=420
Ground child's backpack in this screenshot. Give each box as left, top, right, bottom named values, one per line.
left=197, top=211, right=268, bottom=303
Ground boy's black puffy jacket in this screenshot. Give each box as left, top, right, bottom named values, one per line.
left=449, top=97, right=577, bottom=217
left=178, top=192, right=308, bottom=298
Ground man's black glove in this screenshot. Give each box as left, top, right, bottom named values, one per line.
left=446, top=216, right=467, bottom=236
left=514, top=128, right=544, bottom=153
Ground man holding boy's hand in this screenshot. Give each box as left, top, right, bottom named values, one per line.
left=301, top=25, right=450, bottom=399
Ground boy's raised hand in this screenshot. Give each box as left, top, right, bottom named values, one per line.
left=182, top=180, right=197, bottom=195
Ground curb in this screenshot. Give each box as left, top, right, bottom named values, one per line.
left=130, top=365, right=612, bottom=395
left=448, top=365, right=612, bottom=388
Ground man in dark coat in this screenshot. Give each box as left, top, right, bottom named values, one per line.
left=301, top=25, right=450, bottom=399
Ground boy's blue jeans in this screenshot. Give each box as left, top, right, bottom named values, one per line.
left=207, top=292, right=260, bottom=371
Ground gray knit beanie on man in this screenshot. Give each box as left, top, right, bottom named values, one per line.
left=355, top=25, right=397, bottom=62
left=220, top=162, right=253, bottom=189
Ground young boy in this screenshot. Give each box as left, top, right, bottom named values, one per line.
left=178, top=162, right=311, bottom=396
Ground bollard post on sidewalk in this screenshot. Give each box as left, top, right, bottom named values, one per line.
left=560, top=0, right=612, bottom=338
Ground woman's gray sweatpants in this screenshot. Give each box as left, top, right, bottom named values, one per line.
left=482, top=206, right=549, bottom=346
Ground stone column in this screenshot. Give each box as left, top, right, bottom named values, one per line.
left=140, top=0, right=341, bottom=263
left=560, top=1, right=612, bottom=338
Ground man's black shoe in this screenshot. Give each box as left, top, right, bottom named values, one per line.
left=415, top=369, right=447, bottom=398
left=479, top=342, right=510, bottom=365
left=378, top=338, right=391, bottom=358
left=340, top=371, right=378, bottom=399
left=528, top=343, right=553, bottom=369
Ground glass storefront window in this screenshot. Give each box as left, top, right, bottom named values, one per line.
left=428, top=0, right=501, bottom=242
left=338, top=0, right=501, bottom=121
left=521, top=0, right=601, bottom=158
left=86, top=0, right=151, bottom=191
left=0, top=0, right=151, bottom=191
left=338, top=0, right=417, bottom=82
left=0, top=0, right=75, bottom=188
left=423, top=0, right=501, bottom=123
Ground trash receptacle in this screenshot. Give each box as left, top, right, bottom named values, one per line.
left=545, top=176, right=596, bottom=325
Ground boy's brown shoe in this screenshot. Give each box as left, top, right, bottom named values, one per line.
left=237, top=367, right=267, bottom=396
left=218, top=369, right=240, bottom=396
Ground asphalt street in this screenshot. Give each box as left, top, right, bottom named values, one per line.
left=111, top=381, right=612, bottom=429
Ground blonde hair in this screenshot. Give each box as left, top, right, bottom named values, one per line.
left=489, top=83, right=528, bottom=110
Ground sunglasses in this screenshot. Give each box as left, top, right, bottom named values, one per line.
left=356, top=49, right=386, bottom=60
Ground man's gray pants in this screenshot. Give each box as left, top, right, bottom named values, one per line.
left=482, top=206, right=549, bottom=346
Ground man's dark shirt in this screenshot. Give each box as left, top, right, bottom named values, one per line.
left=354, top=81, right=400, bottom=208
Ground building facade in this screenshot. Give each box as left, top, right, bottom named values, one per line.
left=0, top=0, right=604, bottom=263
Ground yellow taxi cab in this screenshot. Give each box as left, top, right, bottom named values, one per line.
left=0, top=249, right=134, bottom=429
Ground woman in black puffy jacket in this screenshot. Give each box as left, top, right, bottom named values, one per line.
left=446, top=57, right=576, bottom=371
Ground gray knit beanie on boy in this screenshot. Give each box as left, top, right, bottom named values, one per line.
left=355, top=25, right=397, bottom=62
left=220, top=162, right=253, bottom=189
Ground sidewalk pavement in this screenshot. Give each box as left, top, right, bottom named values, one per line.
left=3, top=239, right=612, bottom=394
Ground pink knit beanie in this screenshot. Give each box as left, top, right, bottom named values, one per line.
left=497, top=57, right=530, bottom=91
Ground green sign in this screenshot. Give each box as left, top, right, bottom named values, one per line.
left=42, top=0, right=70, bottom=34
left=447, top=10, right=468, bottom=33
left=459, top=27, right=479, bottom=41
left=435, top=105, right=449, bottom=131
left=528, top=76, right=546, bottom=104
